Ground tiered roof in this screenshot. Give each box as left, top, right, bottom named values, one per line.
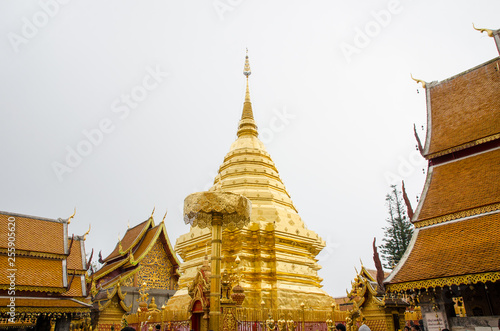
left=0, top=211, right=91, bottom=313
left=386, top=29, right=500, bottom=292
left=92, top=216, right=180, bottom=290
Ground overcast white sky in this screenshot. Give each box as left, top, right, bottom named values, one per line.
left=1, top=0, right=499, bottom=298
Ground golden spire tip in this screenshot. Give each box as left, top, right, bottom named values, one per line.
left=243, top=48, right=251, bottom=77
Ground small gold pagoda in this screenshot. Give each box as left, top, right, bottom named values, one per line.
left=168, top=51, right=333, bottom=310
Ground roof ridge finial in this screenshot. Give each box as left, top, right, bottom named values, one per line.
left=472, top=23, right=494, bottom=37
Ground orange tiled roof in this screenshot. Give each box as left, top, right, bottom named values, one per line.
left=389, top=212, right=500, bottom=285
left=0, top=256, right=64, bottom=288
left=92, top=256, right=129, bottom=281
left=122, top=223, right=180, bottom=268
left=416, top=148, right=500, bottom=222
left=425, top=57, right=500, bottom=157
left=0, top=213, right=65, bottom=255
left=67, top=239, right=86, bottom=271
left=103, top=219, right=151, bottom=262
left=127, top=224, right=162, bottom=261
left=61, top=275, right=85, bottom=297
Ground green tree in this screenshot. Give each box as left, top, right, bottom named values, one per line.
left=380, top=184, right=414, bottom=269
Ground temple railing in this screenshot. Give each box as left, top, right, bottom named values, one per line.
left=125, top=308, right=347, bottom=330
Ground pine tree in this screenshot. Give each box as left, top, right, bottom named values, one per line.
left=380, top=184, right=414, bottom=269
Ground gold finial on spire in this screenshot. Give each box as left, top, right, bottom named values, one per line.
left=410, top=73, right=427, bottom=88
left=237, top=49, right=258, bottom=137
left=67, top=207, right=76, bottom=224
left=150, top=206, right=155, bottom=218
left=162, top=209, right=168, bottom=222
left=244, top=48, right=252, bottom=103
left=472, top=23, right=494, bottom=37
left=243, top=48, right=251, bottom=77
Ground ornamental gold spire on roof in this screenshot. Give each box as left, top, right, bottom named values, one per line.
left=237, top=49, right=258, bottom=137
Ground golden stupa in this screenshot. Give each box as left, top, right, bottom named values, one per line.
left=168, top=51, right=333, bottom=310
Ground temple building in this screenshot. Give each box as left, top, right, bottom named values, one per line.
left=385, top=27, right=500, bottom=331
left=90, top=212, right=180, bottom=329
left=0, top=211, right=92, bottom=330
left=343, top=265, right=408, bottom=331
left=168, top=52, right=333, bottom=310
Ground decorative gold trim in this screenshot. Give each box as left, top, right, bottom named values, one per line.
left=426, top=133, right=500, bottom=159
left=415, top=203, right=500, bottom=228
left=67, top=208, right=76, bottom=224
left=102, top=267, right=141, bottom=290
left=93, top=257, right=130, bottom=281
left=0, top=307, right=90, bottom=313
left=387, top=271, right=500, bottom=292
left=120, top=298, right=132, bottom=312
left=115, top=217, right=153, bottom=258
left=0, top=249, right=66, bottom=260
left=0, top=285, right=66, bottom=293
left=83, top=224, right=91, bottom=241
left=118, top=235, right=125, bottom=255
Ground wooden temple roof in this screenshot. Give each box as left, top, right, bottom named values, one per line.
left=413, top=148, right=500, bottom=226
left=0, top=210, right=90, bottom=315
left=0, top=213, right=66, bottom=255
left=67, top=238, right=87, bottom=272
left=93, top=218, right=180, bottom=284
left=103, top=218, right=152, bottom=263
left=386, top=36, right=500, bottom=291
left=386, top=212, right=500, bottom=291
left=423, top=57, right=500, bottom=159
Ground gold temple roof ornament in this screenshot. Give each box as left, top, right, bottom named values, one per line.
left=472, top=23, right=494, bottom=37
left=410, top=73, right=426, bottom=88
left=67, top=207, right=76, bottom=224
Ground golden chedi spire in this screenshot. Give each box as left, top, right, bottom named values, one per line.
left=238, top=49, right=258, bottom=138
left=172, top=51, right=332, bottom=311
